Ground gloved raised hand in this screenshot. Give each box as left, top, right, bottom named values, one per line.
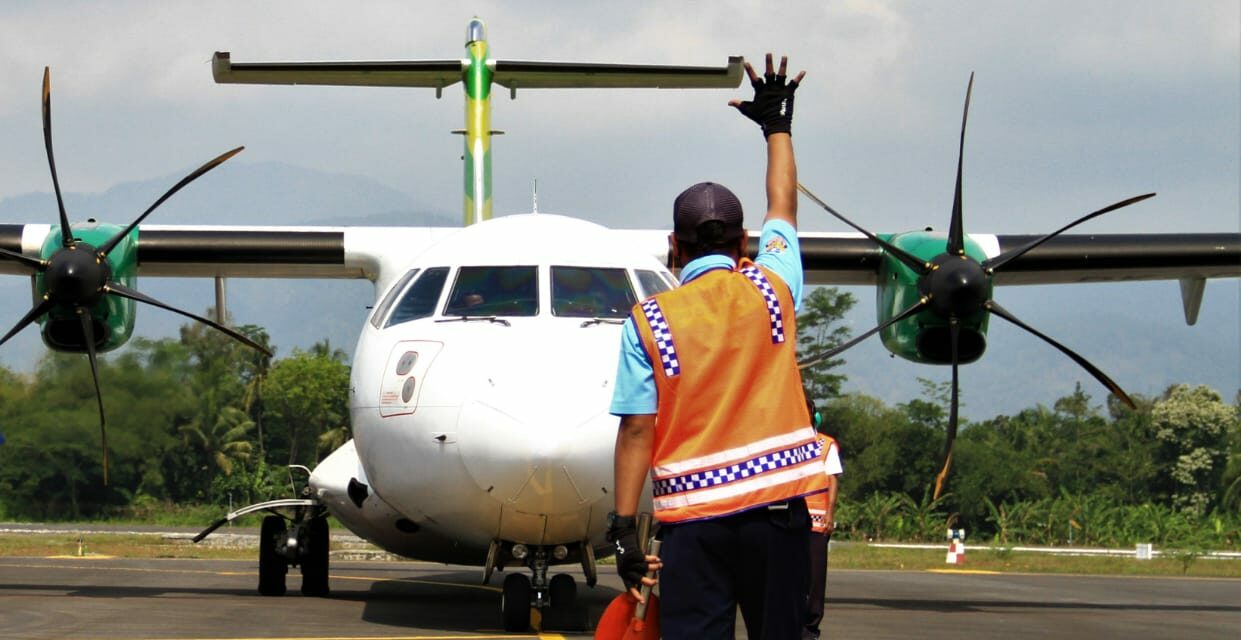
left=729, top=53, right=805, bottom=137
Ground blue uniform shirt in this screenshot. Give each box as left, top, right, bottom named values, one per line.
left=610, top=219, right=803, bottom=416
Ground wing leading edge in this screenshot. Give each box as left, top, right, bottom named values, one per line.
left=212, top=53, right=743, bottom=92
left=4, top=225, right=1236, bottom=284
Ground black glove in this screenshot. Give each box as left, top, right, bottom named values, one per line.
left=606, top=515, right=646, bottom=592
left=733, top=61, right=800, bottom=137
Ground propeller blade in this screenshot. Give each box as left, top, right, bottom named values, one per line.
left=0, top=297, right=55, bottom=348
left=799, top=298, right=928, bottom=369
left=98, top=146, right=244, bottom=257
left=987, top=299, right=1135, bottom=409
left=104, top=282, right=272, bottom=356
left=0, top=247, right=46, bottom=270
left=77, top=308, right=108, bottom=486
left=933, top=319, right=961, bottom=500
left=797, top=182, right=929, bottom=275
left=946, top=73, right=974, bottom=257
left=982, top=193, right=1157, bottom=272
left=41, top=67, right=74, bottom=248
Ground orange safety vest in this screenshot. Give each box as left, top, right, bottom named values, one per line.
left=807, top=434, right=838, bottom=534
left=632, top=259, right=827, bottom=524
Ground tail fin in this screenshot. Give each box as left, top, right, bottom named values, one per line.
left=212, top=18, right=742, bottom=226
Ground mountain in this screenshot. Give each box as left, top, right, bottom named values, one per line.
left=829, top=280, right=1240, bottom=419
left=0, top=163, right=1236, bottom=419
left=0, top=161, right=454, bottom=227
left=0, top=161, right=452, bottom=371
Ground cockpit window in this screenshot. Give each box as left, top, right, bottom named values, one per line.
left=445, top=266, right=539, bottom=317
left=385, top=267, right=449, bottom=327
left=371, top=269, right=419, bottom=329
left=635, top=270, right=673, bottom=298
left=552, top=266, right=636, bottom=318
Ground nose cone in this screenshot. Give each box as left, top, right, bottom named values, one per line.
left=924, top=254, right=989, bottom=317
left=467, top=18, right=486, bottom=44
left=45, top=243, right=109, bottom=304
left=454, top=332, right=617, bottom=516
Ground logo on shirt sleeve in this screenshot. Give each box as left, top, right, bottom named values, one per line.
left=764, top=236, right=789, bottom=254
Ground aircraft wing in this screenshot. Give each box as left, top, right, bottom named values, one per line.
left=0, top=224, right=457, bottom=284
left=490, top=58, right=744, bottom=89
left=613, top=229, right=1239, bottom=324
left=212, top=52, right=465, bottom=88
left=613, top=230, right=1241, bottom=286
left=800, top=232, right=1241, bottom=287
left=211, top=53, right=744, bottom=90
left=6, top=224, right=1235, bottom=284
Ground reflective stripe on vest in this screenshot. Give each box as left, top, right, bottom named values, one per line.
left=807, top=434, right=837, bottom=533
left=633, top=259, right=827, bottom=523
left=738, top=264, right=786, bottom=344
left=639, top=298, right=680, bottom=377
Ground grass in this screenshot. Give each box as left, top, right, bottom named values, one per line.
left=827, top=543, right=1241, bottom=578
left=1, top=529, right=1237, bottom=578
left=0, top=533, right=258, bottom=560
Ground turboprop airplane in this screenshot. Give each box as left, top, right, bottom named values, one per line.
left=0, top=17, right=1238, bottom=633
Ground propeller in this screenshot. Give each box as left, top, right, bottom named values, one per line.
left=797, top=74, right=1149, bottom=500
left=0, top=67, right=268, bottom=485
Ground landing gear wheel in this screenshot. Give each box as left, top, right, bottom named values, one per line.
left=549, top=573, right=576, bottom=609
left=543, top=572, right=581, bottom=631
left=501, top=573, right=531, bottom=632
left=300, top=517, right=330, bottom=597
left=258, top=515, right=288, bottom=596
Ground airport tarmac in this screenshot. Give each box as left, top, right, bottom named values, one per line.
left=0, top=556, right=1237, bottom=639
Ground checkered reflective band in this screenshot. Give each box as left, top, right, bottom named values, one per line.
left=739, top=265, right=785, bottom=343
left=641, top=298, right=680, bottom=377
left=652, top=439, right=823, bottom=497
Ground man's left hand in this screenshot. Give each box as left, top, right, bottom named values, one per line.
left=729, top=52, right=806, bottom=138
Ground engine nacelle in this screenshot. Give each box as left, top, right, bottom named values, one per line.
left=876, top=230, right=993, bottom=365
left=36, top=223, right=137, bottom=353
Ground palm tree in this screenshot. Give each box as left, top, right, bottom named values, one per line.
left=180, top=406, right=255, bottom=476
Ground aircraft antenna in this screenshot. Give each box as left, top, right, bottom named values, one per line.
left=532, top=179, right=538, bottom=214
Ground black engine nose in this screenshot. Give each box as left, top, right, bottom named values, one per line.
left=922, top=254, right=988, bottom=318
left=43, top=243, right=110, bottom=305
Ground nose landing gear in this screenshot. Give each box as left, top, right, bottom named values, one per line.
left=495, top=543, right=589, bottom=632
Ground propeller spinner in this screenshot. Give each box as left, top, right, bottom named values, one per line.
left=0, top=68, right=269, bottom=484
left=797, top=73, right=1151, bottom=499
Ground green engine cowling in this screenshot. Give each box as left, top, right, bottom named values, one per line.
left=877, top=231, right=992, bottom=365
left=36, top=223, right=137, bottom=353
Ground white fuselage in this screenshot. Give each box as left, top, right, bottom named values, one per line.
left=310, top=214, right=669, bottom=566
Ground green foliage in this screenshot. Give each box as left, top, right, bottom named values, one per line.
left=262, top=348, right=351, bottom=467
left=1152, top=384, right=1237, bottom=515
left=0, top=314, right=347, bottom=520
left=834, top=490, right=1240, bottom=551
left=1, top=297, right=1236, bottom=565
left=796, top=287, right=856, bottom=404
left=820, top=380, right=1239, bottom=551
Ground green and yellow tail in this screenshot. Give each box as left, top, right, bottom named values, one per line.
left=213, top=18, right=742, bottom=226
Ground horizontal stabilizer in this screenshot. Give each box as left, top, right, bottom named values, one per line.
left=491, top=57, right=743, bottom=89
left=212, top=52, right=465, bottom=88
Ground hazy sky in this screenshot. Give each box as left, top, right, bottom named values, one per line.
left=0, top=1, right=1236, bottom=415
left=0, top=0, right=1236, bottom=235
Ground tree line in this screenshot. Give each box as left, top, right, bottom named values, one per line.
left=0, top=320, right=349, bottom=519
left=799, top=287, right=1240, bottom=550
left=0, top=293, right=1236, bottom=552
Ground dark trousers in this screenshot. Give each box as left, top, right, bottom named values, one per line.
left=804, top=531, right=830, bottom=637
left=660, top=499, right=810, bottom=639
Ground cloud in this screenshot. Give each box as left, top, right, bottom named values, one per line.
left=0, top=0, right=1235, bottom=233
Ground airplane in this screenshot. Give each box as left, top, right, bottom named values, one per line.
left=0, top=17, right=1238, bottom=633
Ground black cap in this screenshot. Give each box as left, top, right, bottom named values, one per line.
left=673, top=182, right=745, bottom=243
